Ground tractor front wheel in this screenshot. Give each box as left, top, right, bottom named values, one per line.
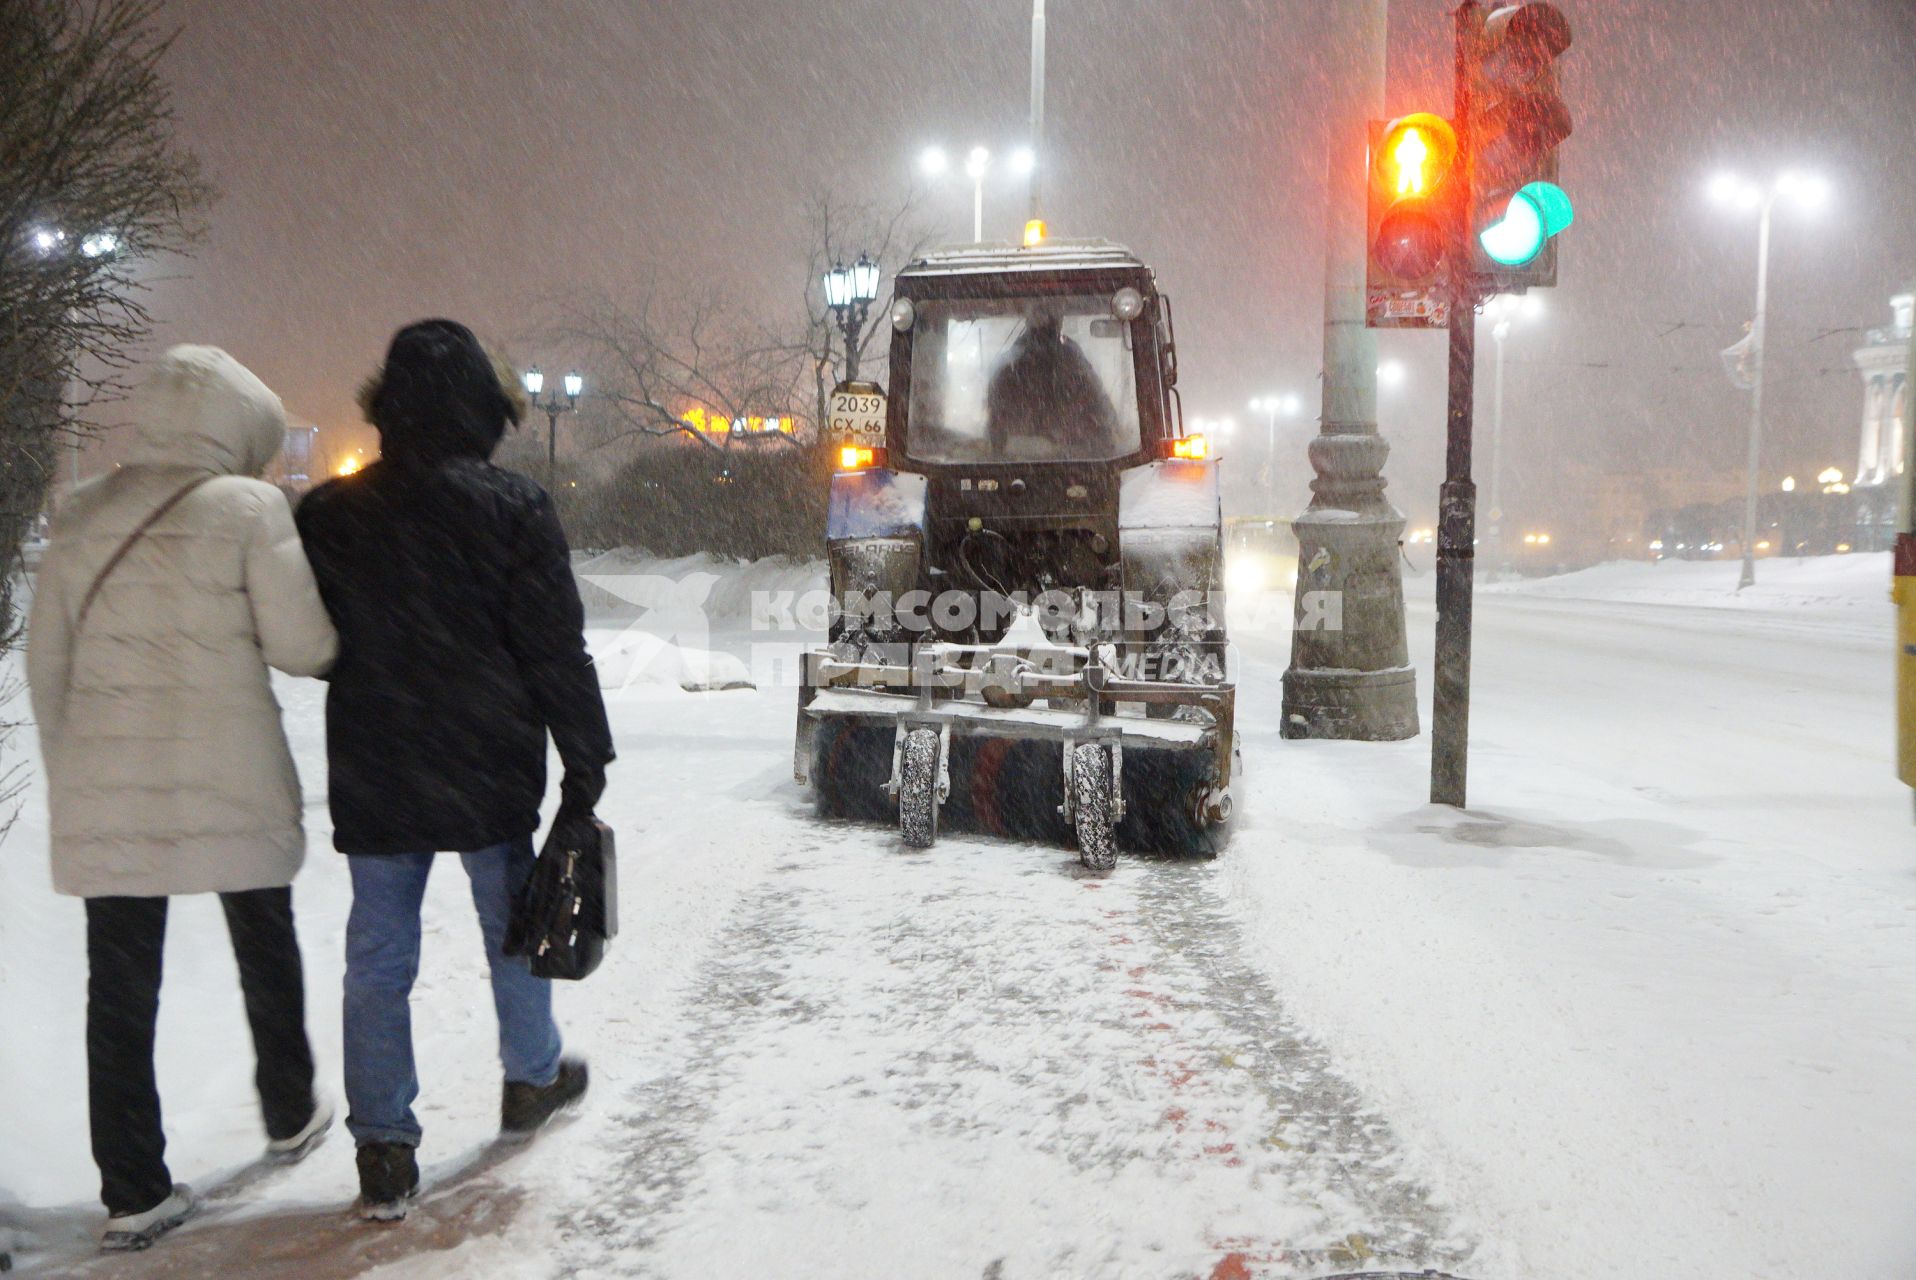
left=1071, top=742, right=1118, bottom=872
left=898, top=727, right=942, bottom=849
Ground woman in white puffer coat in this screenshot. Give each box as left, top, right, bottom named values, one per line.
left=27, top=346, right=338, bottom=1251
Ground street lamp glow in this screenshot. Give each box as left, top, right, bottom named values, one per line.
left=80, top=232, right=118, bottom=258
left=1777, top=170, right=1829, bottom=210
left=30, top=226, right=63, bottom=254
left=965, top=146, right=990, bottom=180
left=918, top=146, right=949, bottom=177
left=1710, top=172, right=1762, bottom=210
left=563, top=370, right=584, bottom=399
left=1010, top=146, right=1036, bottom=176
left=1780, top=475, right=1796, bottom=492
left=1378, top=359, right=1406, bottom=388
left=849, top=252, right=880, bottom=303
left=1281, top=393, right=1301, bottom=415
left=822, top=261, right=852, bottom=309
left=522, top=366, right=545, bottom=397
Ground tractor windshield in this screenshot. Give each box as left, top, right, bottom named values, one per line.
left=905, top=294, right=1142, bottom=464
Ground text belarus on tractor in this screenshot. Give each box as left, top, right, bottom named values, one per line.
left=794, top=238, right=1239, bottom=870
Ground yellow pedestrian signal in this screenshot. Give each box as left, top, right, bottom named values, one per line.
left=1394, top=128, right=1430, bottom=195
left=1368, top=113, right=1459, bottom=292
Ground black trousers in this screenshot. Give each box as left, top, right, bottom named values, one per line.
left=85, top=887, right=317, bottom=1215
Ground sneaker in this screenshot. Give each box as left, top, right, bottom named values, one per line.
left=266, top=1095, right=334, bottom=1164
left=500, top=1058, right=589, bottom=1136
left=101, top=1184, right=196, bottom=1252
left=353, top=1142, right=419, bottom=1223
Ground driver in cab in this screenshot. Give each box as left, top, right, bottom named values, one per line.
left=985, top=303, right=1119, bottom=461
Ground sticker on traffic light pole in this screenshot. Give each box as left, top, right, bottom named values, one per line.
left=1366, top=112, right=1460, bottom=329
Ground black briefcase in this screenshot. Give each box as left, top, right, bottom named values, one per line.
left=505, top=817, right=617, bottom=981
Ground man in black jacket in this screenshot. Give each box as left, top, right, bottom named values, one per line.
left=296, top=319, right=614, bottom=1222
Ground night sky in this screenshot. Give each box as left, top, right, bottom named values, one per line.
left=135, top=0, right=1916, bottom=529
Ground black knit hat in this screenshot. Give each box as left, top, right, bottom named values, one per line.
left=362, top=319, right=522, bottom=466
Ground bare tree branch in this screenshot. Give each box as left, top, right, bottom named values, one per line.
left=0, top=0, right=211, bottom=634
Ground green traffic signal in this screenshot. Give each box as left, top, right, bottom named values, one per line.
left=1478, top=181, right=1573, bottom=267
left=1523, top=181, right=1574, bottom=236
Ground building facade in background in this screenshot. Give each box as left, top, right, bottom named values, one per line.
left=269, top=420, right=319, bottom=493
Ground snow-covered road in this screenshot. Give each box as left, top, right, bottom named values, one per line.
left=3, top=552, right=1911, bottom=1279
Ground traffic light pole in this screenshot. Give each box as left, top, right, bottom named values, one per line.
left=1282, top=0, right=1419, bottom=743
left=1898, top=301, right=1916, bottom=815
left=1431, top=0, right=1484, bottom=807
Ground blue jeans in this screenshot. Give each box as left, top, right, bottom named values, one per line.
left=343, top=838, right=563, bottom=1147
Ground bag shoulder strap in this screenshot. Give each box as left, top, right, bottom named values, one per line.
left=72, top=474, right=218, bottom=637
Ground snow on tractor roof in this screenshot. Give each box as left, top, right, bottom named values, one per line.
left=898, top=238, right=1147, bottom=278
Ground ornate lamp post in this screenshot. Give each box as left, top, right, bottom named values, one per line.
left=823, top=254, right=881, bottom=382
left=522, top=365, right=583, bottom=485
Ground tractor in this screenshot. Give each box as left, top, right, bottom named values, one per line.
left=794, top=238, right=1237, bottom=869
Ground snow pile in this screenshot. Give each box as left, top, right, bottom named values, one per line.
left=573, top=550, right=819, bottom=695
left=1483, top=550, right=1890, bottom=614
left=571, top=550, right=823, bottom=626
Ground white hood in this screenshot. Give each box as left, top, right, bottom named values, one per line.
left=125, top=345, right=286, bottom=477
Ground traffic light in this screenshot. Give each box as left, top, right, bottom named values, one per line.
left=1466, top=2, right=1573, bottom=287
left=1367, top=112, right=1460, bottom=320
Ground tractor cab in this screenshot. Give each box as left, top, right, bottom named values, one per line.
left=877, top=241, right=1186, bottom=608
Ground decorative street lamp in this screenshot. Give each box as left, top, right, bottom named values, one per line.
left=1708, top=168, right=1829, bottom=588
left=823, top=253, right=881, bottom=382
left=522, top=364, right=583, bottom=485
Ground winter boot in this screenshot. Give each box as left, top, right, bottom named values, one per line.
left=101, top=1184, right=196, bottom=1252
left=353, top=1142, right=420, bottom=1223
left=266, top=1095, right=334, bottom=1164
left=500, top=1058, right=589, bottom=1136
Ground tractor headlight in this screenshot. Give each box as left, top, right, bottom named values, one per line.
left=889, top=297, right=916, bottom=332
left=1112, top=287, right=1144, bottom=320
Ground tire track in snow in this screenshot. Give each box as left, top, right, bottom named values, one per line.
left=558, top=828, right=1477, bottom=1278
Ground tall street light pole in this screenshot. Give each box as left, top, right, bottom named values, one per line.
left=522, top=365, right=583, bottom=488
left=1481, top=293, right=1541, bottom=577
left=1710, top=169, right=1828, bottom=589
left=824, top=254, right=881, bottom=383
left=966, top=148, right=990, bottom=242
left=922, top=145, right=1026, bottom=243
left=1248, top=393, right=1301, bottom=514
left=1028, top=0, right=1046, bottom=225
